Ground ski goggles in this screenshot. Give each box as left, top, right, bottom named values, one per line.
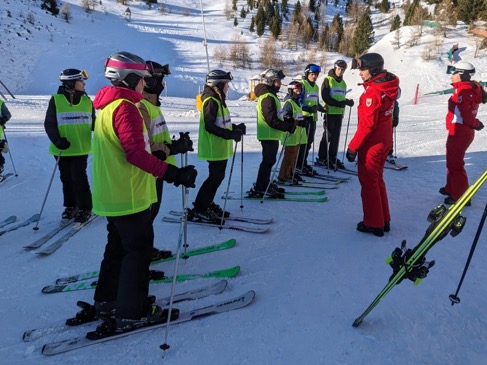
left=446, top=65, right=462, bottom=75
left=60, top=69, right=89, bottom=81
left=351, top=58, right=364, bottom=70
left=306, top=65, right=321, bottom=74
left=289, top=83, right=303, bottom=92
left=147, top=63, right=171, bottom=77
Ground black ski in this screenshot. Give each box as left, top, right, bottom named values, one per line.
left=24, top=219, right=75, bottom=250
left=0, top=215, right=17, bottom=229
left=169, top=210, right=272, bottom=225
left=162, top=216, right=270, bottom=233
left=41, top=290, right=255, bottom=355
left=385, top=159, right=408, bottom=171
left=0, top=213, right=40, bottom=236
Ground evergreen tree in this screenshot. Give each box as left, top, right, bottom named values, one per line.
left=282, top=0, right=289, bottom=15
left=352, top=7, right=374, bottom=55
left=309, top=0, right=316, bottom=13
left=41, top=0, right=60, bottom=15
left=379, top=0, right=390, bottom=13
left=256, top=5, right=266, bottom=36
left=270, top=6, right=282, bottom=39
left=457, top=0, right=485, bottom=25
left=265, top=0, right=275, bottom=25
left=250, top=16, right=256, bottom=32
left=293, top=1, right=302, bottom=22
left=404, top=0, right=420, bottom=26
left=390, top=14, right=401, bottom=32
left=234, top=17, right=239, bottom=27
left=240, top=6, right=247, bottom=19
left=329, top=13, right=344, bottom=51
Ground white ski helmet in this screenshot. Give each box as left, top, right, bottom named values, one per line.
left=261, top=69, right=285, bottom=85
left=104, top=51, right=150, bottom=89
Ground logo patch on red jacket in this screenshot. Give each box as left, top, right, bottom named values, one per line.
left=366, top=98, right=372, bottom=107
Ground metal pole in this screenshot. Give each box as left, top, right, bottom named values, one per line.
left=341, top=107, right=352, bottom=165
left=240, top=135, right=244, bottom=210
left=219, top=142, right=239, bottom=228
left=33, top=150, right=62, bottom=230
left=2, top=129, right=18, bottom=176
left=199, top=0, right=210, bottom=72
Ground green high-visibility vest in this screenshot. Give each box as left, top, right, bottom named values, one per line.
left=92, top=98, right=156, bottom=217
left=301, top=79, right=320, bottom=121
left=49, top=94, right=92, bottom=156
left=324, top=76, right=347, bottom=115
left=257, top=92, right=285, bottom=141
left=281, top=98, right=307, bottom=146
left=140, top=99, right=177, bottom=166
left=197, top=96, right=233, bottom=161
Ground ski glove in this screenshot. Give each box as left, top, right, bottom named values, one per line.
left=475, top=121, right=484, bottom=131
left=167, top=132, right=194, bottom=155
left=309, top=105, right=318, bottom=113
left=232, top=123, right=247, bottom=135
left=0, top=116, right=8, bottom=126
left=297, top=119, right=308, bottom=128
left=0, top=140, right=8, bottom=153
left=55, top=137, right=71, bottom=150
left=229, top=128, right=244, bottom=142
left=346, top=148, right=357, bottom=163
left=152, top=150, right=167, bottom=161
left=345, top=99, right=354, bottom=107
left=163, top=164, right=197, bottom=188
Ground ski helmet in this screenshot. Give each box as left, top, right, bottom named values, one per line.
left=206, top=70, right=233, bottom=88
left=351, top=53, right=384, bottom=76
left=334, top=59, right=348, bottom=70
left=447, top=61, right=475, bottom=81
left=144, top=60, right=170, bottom=95
left=59, top=69, right=88, bottom=89
left=304, top=64, right=321, bottom=76
left=104, top=51, right=150, bottom=89
left=261, top=69, right=285, bottom=85
left=287, top=81, right=303, bottom=96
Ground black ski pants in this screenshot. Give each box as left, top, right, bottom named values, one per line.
left=318, top=114, right=343, bottom=161
left=149, top=178, right=164, bottom=222
left=55, top=155, right=92, bottom=211
left=193, top=159, right=228, bottom=212
left=255, top=140, right=279, bottom=191
left=296, top=118, right=316, bottom=168
left=94, top=209, right=154, bottom=320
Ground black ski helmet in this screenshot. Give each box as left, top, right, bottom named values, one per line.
left=59, top=69, right=87, bottom=90
left=104, top=51, right=150, bottom=90
left=352, top=53, right=384, bottom=76
left=334, top=59, right=348, bottom=70
left=144, top=60, right=171, bottom=95
left=206, top=70, right=233, bottom=88
left=287, top=81, right=303, bottom=96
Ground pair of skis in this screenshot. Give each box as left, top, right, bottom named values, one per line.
left=0, top=213, right=39, bottom=236
left=24, top=215, right=99, bottom=255
left=353, top=169, right=487, bottom=327
left=24, top=280, right=255, bottom=356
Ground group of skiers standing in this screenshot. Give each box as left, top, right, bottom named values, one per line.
left=0, top=49, right=484, bottom=333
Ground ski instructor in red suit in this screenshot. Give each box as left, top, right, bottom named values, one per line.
left=346, top=53, right=400, bottom=237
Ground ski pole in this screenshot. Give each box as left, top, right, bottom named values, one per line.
left=240, top=135, right=244, bottom=210
left=220, top=141, right=239, bottom=228
left=341, top=106, right=352, bottom=165
left=33, top=150, right=62, bottom=230
left=160, top=161, right=191, bottom=352
left=2, top=129, right=18, bottom=177
left=181, top=152, right=189, bottom=254
left=291, top=127, right=304, bottom=183
left=261, top=133, right=289, bottom=203
left=393, top=127, right=397, bottom=158
left=323, top=117, right=330, bottom=172
left=449, top=203, right=487, bottom=306
left=299, top=122, right=311, bottom=172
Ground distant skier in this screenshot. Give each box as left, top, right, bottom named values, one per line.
left=347, top=53, right=400, bottom=237
left=317, top=59, right=354, bottom=170
left=44, top=69, right=95, bottom=223
left=441, top=61, right=484, bottom=205
left=0, top=98, right=11, bottom=180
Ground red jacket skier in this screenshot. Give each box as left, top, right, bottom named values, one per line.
left=442, top=61, right=484, bottom=204
left=347, top=53, right=400, bottom=237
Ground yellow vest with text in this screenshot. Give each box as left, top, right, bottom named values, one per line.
left=282, top=98, right=307, bottom=146
left=257, top=92, right=285, bottom=141
left=92, top=99, right=156, bottom=216
left=49, top=94, right=93, bottom=156
left=301, top=79, right=320, bottom=122
left=140, top=99, right=177, bottom=166
left=324, top=76, right=347, bottom=115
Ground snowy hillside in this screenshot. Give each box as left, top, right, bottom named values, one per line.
left=1, top=1, right=487, bottom=364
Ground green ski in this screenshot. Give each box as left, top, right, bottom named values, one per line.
left=42, top=266, right=241, bottom=294
left=54, top=239, right=237, bottom=285
left=223, top=195, right=327, bottom=203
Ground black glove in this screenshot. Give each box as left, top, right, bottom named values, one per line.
left=475, top=121, right=484, bottom=131
left=233, top=123, right=247, bottom=135
left=55, top=137, right=71, bottom=150
left=346, top=148, right=357, bottom=163
left=229, top=128, right=244, bottom=142
left=163, top=164, right=198, bottom=188
left=0, top=116, right=8, bottom=126
left=392, top=117, right=399, bottom=128
left=152, top=150, right=167, bottom=161
left=167, top=132, right=193, bottom=155
left=297, top=119, right=308, bottom=128
left=309, top=105, right=318, bottom=113
left=0, top=140, right=5, bottom=150
left=345, top=99, right=354, bottom=107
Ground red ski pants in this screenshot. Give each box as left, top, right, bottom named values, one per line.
left=445, top=128, right=474, bottom=200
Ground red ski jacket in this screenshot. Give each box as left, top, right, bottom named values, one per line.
left=446, top=81, right=483, bottom=135
left=348, top=72, right=400, bottom=152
